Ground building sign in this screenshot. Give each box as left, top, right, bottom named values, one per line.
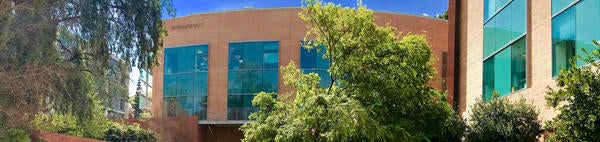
left=170, top=23, right=204, bottom=31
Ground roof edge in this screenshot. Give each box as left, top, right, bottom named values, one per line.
left=163, top=7, right=447, bottom=22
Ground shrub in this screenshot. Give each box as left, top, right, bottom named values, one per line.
left=103, top=122, right=158, bottom=142
left=545, top=41, right=600, bottom=141
left=467, top=92, right=541, bottom=141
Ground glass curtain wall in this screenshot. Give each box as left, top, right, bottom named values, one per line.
left=228, top=41, right=279, bottom=120
left=163, top=44, right=209, bottom=120
left=552, top=0, right=600, bottom=76
left=482, top=0, right=527, bottom=100
left=300, top=42, right=331, bottom=87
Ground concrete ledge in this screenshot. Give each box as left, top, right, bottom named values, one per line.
left=198, top=120, right=251, bottom=125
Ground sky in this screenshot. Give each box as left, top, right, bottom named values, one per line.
left=130, top=0, right=449, bottom=96
left=163, top=0, right=449, bottom=18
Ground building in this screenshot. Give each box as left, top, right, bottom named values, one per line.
left=452, top=0, right=600, bottom=121
left=153, top=8, right=452, bottom=141
left=133, top=69, right=153, bottom=118
left=105, top=57, right=131, bottom=120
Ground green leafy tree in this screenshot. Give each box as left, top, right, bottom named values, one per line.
left=545, top=41, right=600, bottom=141
left=241, top=0, right=465, bottom=141
left=467, top=92, right=541, bottom=141
left=436, top=10, right=449, bottom=20
left=0, top=0, right=173, bottom=139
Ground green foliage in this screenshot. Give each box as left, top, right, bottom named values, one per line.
left=545, top=41, right=600, bottom=141
left=241, top=0, right=465, bottom=141
left=467, top=92, right=541, bottom=141
left=103, top=122, right=158, bottom=142
left=33, top=111, right=82, bottom=137
left=0, top=128, right=31, bottom=142
left=0, top=0, right=173, bottom=139
left=436, top=10, right=449, bottom=20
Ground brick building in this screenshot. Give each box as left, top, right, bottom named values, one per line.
left=452, top=0, right=600, bottom=121
left=154, top=8, right=452, bottom=141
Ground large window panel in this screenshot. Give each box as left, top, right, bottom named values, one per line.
left=494, top=48, right=512, bottom=97
left=242, top=70, right=263, bottom=94
left=574, top=0, right=600, bottom=66
left=484, top=0, right=511, bottom=21
left=163, top=75, right=177, bottom=97
left=300, top=46, right=317, bottom=69
left=483, top=59, right=495, bottom=101
left=227, top=41, right=279, bottom=120
left=177, top=74, right=194, bottom=96
left=229, top=43, right=243, bottom=70
left=552, top=0, right=577, bottom=15
left=511, top=38, right=527, bottom=91
left=552, top=7, right=575, bottom=76
left=165, top=48, right=178, bottom=74
left=262, top=70, right=278, bottom=93
left=228, top=71, right=243, bottom=94
left=194, top=72, right=208, bottom=96
left=177, top=46, right=195, bottom=73
left=243, top=42, right=264, bottom=69
left=264, top=42, right=279, bottom=69
left=195, top=46, right=209, bottom=72
left=163, top=44, right=209, bottom=120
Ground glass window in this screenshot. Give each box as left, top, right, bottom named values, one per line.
left=482, top=37, right=526, bottom=99
left=552, top=0, right=600, bottom=76
left=264, top=42, right=279, bottom=69
left=300, top=43, right=331, bottom=88
left=552, top=7, right=575, bottom=76
left=194, top=72, right=208, bottom=96
left=165, top=48, right=177, bottom=74
left=163, top=75, right=177, bottom=97
left=484, top=0, right=511, bottom=21
left=227, top=41, right=279, bottom=120
left=177, top=74, right=194, bottom=96
left=574, top=0, right=600, bottom=66
left=177, top=46, right=195, bottom=73
left=229, top=43, right=243, bottom=70
left=262, top=70, right=278, bottom=93
left=552, top=0, right=576, bottom=15
left=196, top=45, right=209, bottom=72
left=163, top=44, right=209, bottom=120
left=511, top=38, right=527, bottom=92
left=300, top=46, right=317, bottom=69
left=244, top=42, right=264, bottom=69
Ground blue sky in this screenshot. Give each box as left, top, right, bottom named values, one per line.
left=164, top=0, right=449, bottom=18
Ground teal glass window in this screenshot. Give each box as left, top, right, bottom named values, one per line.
left=483, top=37, right=527, bottom=100
left=300, top=43, right=331, bottom=87
left=227, top=41, right=279, bottom=120
left=163, top=44, right=209, bottom=120
left=484, top=0, right=511, bottom=21
left=552, top=0, right=577, bottom=15
left=483, top=0, right=526, bottom=58
left=482, top=0, right=527, bottom=99
left=552, top=0, right=600, bottom=76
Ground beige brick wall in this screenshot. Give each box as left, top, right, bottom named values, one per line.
left=458, top=0, right=559, bottom=121
left=154, top=8, right=452, bottom=121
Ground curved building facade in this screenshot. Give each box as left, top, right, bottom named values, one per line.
left=153, top=8, right=451, bottom=141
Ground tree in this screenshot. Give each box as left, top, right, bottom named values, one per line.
left=0, top=0, right=174, bottom=139
left=545, top=41, right=600, bottom=141
left=467, top=91, right=541, bottom=141
left=241, top=0, right=465, bottom=141
left=436, top=10, right=448, bottom=20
